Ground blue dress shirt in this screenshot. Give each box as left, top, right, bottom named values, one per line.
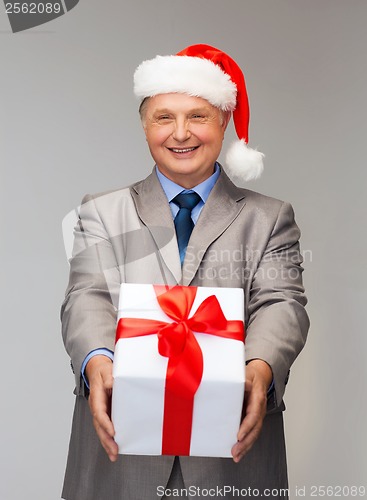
left=155, top=163, right=220, bottom=223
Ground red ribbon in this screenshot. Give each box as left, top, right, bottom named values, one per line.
left=115, top=285, right=245, bottom=456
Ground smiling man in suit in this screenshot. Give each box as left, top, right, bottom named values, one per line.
left=61, top=44, right=309, bottom=500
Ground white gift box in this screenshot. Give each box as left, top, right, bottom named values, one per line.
left=112, top=283, right=245, bottom=457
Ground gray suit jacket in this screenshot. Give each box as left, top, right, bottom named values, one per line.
left=61, top=168, right=309, bottom=500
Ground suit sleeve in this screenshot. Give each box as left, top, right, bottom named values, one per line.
left=61, top=194, right=121, bottom=396
left=245, top=201, right=310, bottom=406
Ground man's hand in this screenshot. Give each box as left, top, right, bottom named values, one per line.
left=85, top=355, right=119, bottom=462
left=231, top=359, right=273, bottom=463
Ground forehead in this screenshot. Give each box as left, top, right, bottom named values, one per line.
left=144, top=93, right=218, bottom=114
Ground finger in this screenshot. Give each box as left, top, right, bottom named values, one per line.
left=232, top=395, right=267, bottom=461
left=89, top=369, right=113, bottom=415
left=89, top=389, right=118, bottom=461
left=88, top=375, right=117, bottom=453
left=232, top=407, right=265, bottom=461
left=236, top=409, right=260, bottom=442
left=89, top=386, right=115, bottom=437
left=100, top=366, right=114, bottom=391
left=91, top=405, right=115, bottom=438
left=232, top=421, right=263, bottom=462
left=94, top=420, right=119, bottom=462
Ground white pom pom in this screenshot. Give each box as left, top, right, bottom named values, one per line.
left=225, top=139, right=265, bottom=182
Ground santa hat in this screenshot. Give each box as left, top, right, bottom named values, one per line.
left=134, top=44, right=264, bottom=182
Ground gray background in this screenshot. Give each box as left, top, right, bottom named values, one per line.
left=1, top=1, right=366, bottom=499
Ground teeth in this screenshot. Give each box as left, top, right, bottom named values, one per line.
left=171, top=147, right=196, bottom=153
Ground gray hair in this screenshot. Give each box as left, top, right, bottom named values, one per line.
left=138, top=96, right=230, bottom=127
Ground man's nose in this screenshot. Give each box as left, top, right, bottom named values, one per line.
left=172, top=118, right=191, bottom=142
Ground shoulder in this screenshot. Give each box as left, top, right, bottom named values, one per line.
left=219, top=171, right=297, bottom=231
left=240, top=187, right=295, bottom=216
left=79, top=178, right=148, bottom=215
left=219, top=168, right=286, bottom=210
left=80, top=170, right=157, bottom=207
left=240, top=187, right=285, bottom=209
left=220, top=171, right=291, bottom=216
left=241, top=189, right=297, bottom=234
left=239, top=190, right=297, bottom=240
left=81, top=183, right=138, bottom=205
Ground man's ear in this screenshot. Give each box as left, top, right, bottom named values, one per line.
left=222, top=111, right=232, bottom=131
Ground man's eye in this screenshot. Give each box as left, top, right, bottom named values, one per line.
left=191, top=114, right=205, bottom=119
left=158, top=115, right=171, bottom=120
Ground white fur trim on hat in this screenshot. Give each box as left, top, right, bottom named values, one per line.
left=225, top=140, right=265, bottom=182
left=134, top=55, right=237, bottom=111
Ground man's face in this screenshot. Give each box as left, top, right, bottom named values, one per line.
left=142, top=93, right=230, bottom=188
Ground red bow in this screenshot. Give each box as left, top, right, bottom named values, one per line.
left=115, top=285, right=244, bottom=455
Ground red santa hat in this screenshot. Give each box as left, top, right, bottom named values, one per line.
left=134, top=44, right=264, bottom=182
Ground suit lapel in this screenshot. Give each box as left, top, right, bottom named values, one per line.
left=182, top=170, right=247, bottom=285
left=130, top=170, right=182, bottom=283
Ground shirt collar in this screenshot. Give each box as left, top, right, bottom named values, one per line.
left=156, top=163, right=220, bottom=203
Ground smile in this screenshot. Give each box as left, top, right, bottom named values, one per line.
left=168, top=147, right=199, bottom=154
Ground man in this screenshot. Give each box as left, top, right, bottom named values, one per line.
left=61, top=44, right=309, bottom=499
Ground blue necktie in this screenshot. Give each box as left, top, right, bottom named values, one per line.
left=173, top=192, right=201, bottom=264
